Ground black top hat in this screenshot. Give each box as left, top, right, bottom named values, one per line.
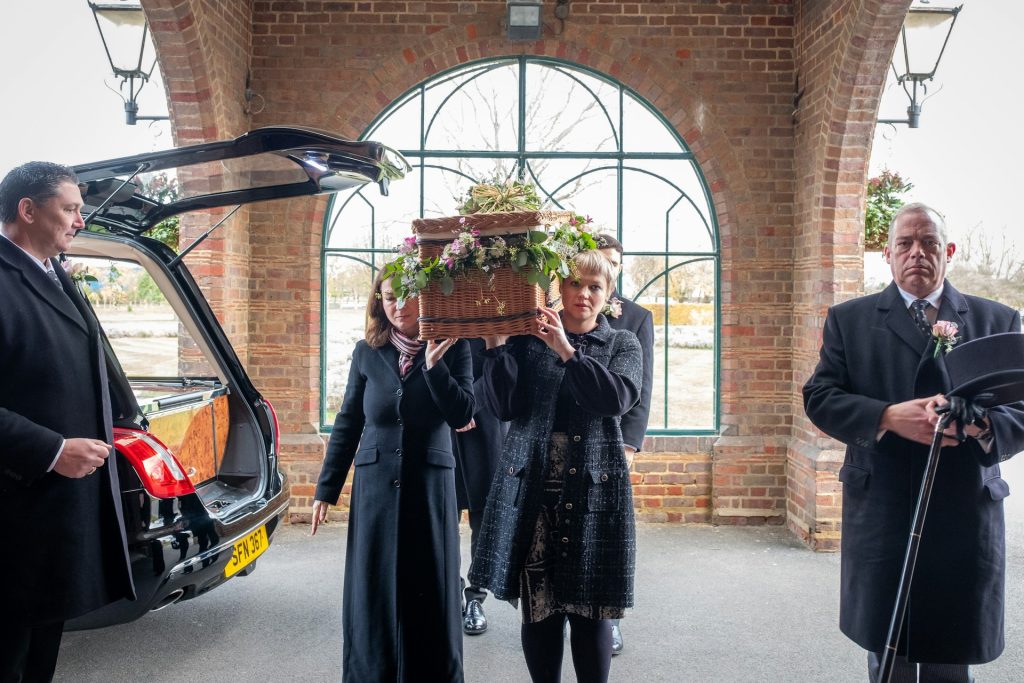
left=945, top=332, right=1024, bottom=407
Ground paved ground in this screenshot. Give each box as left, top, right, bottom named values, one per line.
left=56, top=457, right=1024, bottom=682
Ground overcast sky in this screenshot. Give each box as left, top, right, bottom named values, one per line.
left=0, top=1, right=1016, bottom=260
left=0, top=1, right=173, bottom=171
left=870, top=1, right=1021, bottom=254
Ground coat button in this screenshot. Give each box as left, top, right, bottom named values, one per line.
left=568, top=468, right=577, bottom=475
left=561, top=536, right=569, bottom=544
left=396, top=388, right=403, bottom=397
left=565, top=503, right=573, bottom=510
left=561, top=552, right=568, bottom=558
left=395, top=448, right=402, bottom=456
left=600, top=473, right=609, bottom=482
left=392, top=480, right=401, bottom=488
left=573, top=435, right=581, bottom=442
left=397, top=418, right=402, bottom=425
left=509, top=466, right=515, bottom=474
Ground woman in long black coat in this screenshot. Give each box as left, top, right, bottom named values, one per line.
left=312, top=268, right=475, bottom=683
left=471, top=250, right=642, bottom=683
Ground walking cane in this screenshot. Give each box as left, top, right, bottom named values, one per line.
left=876, top=396, right=986, bottom=683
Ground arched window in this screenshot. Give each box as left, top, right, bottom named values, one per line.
left=322, top=57, right=719, bottom=435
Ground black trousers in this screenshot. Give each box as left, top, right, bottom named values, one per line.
left=0, top=621, right=64, bottom=683
left=462, top=508, right=487, bottom=604
left=868, top=651, right=973, bottom=683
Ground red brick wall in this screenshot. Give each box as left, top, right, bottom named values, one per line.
left=142, top=0, right=911, bottom=546
left=145, top=0, right=254, bottom=359
left=787, top=0, right=911, bottom=549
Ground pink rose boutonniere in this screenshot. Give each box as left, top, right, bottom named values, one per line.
left=602, top=297, right=623, bottom=319
left=931, top=320, right=959, bottom=358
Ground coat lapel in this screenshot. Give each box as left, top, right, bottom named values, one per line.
left=373, top=342, right=426, bottom=384
left=924, top=280, right=967, bottom=395
left=879, top=282, right=928, bottom=356
left=0, top=240, right=88, bottom=334
left=936, top=280, right=969, bottom=340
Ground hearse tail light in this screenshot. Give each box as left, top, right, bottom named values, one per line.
left=113, top=427, right=196, bottom=498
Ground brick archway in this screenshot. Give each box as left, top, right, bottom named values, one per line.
left=325, top=29, right=746, bottom=256
left=322, top=30, right=775, bottom=524
left=143, top=0, right=256, bottom=360
left=788, top=0, right=914, bottom=549
left=135, top=1, right=924, bottom=538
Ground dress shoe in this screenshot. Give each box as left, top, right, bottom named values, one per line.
left=463, top=599, right=487, bottom=635
left=610, top=623, right=624, bottom=655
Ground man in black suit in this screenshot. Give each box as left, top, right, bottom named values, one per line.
left=804, top=203, right=1024, bottom=682
left=0, top=162, right=134, bottom=682
left=597, top=234, right=654, bottom=655
left=452, top=338, right=509, bottom=635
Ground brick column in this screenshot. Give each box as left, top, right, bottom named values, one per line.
left=787, top=0, right=911, bottom=550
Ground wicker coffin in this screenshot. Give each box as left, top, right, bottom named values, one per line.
left=413, top=210, right=570, bottom=339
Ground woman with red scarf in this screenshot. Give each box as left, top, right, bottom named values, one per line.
left=311, top=267, right=475, bottom=682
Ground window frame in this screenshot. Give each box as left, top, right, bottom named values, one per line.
left=321, top=56, right=720, bottom=435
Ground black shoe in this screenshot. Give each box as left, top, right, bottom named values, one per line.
left=464, top=599, right=487, bottom=635
left=610, top=623, right=624, bottom=655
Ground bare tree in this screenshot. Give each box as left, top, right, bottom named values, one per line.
left=951, top=223, right=1024, bottom=309
left=435, top=65, right=616, bottom=209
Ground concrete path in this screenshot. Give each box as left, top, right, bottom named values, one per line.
left=55, top=457, right=1024, bottom=682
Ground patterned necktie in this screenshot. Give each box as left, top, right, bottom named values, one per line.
left=46, top=268, right=63, bottom=290
left=910, top=299, right=932, bottom=336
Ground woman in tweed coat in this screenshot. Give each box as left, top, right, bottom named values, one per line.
left=470, top=250, right=642, bottom=683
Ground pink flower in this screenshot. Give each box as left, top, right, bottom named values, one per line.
left=931, top=320, right=960, bottom=357
left=398, top=236, right=417, bottom=255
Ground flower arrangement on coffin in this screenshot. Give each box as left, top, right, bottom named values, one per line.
left=381, top=181, right=598, bottom=338
left=457, top=180, right=541, bottom=215
left=382, top=213, right=597, bottom=308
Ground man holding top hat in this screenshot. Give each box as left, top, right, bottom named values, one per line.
left=804, top=202, right=1024, bottom=682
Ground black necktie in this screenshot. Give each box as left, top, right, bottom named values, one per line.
left=911, top=299, right=931, bottom=336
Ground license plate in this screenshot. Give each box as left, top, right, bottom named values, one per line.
left=224, top=525, right=269, bottom=577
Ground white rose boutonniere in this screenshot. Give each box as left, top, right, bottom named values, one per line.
left=602, top=297, right=623, bottom=319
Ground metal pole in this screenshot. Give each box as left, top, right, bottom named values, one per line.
left=876, top=409, right=956, bottom=682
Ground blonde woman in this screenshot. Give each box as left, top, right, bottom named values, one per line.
left=471, top=250, right=642, bottom=683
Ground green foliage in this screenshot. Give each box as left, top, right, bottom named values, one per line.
left=457, top=180, right=542, bottom=215
left=135, top=273, right=164, bottom=303
left=138, top=172, right=181, bottom=250
left=382, top=215, right=597, bottom=307
left=865, top=170, right=913, bottom=251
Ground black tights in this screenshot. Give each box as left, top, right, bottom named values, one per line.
left=520, top=613, right=612, bottom=683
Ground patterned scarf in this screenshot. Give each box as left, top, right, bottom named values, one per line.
left=389, top=327, right=424, bottom=378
